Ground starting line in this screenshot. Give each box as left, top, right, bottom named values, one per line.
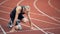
left=0, top=23, right=39, bottom=34
left=8, top=23, right=39, bottom=33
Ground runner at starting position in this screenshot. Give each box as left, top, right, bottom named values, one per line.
left=8, top=3, right=32, bottom=32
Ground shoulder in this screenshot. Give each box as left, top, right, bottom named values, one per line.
left=16, top=6, right=21, bottom=14
left=16, top=6, right=21, bottom=10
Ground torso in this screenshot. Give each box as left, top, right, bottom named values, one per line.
left=10, top=6, right=25, bottom=19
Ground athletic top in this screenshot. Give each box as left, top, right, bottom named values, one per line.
left=10, top=6, right=25, bottom=20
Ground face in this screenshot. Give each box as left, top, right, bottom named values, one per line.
left=23, top=7, right=30, bottom=14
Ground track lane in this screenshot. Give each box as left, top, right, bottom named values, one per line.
left=49, top=0, right=60, bottom=10
left=0, top=0, right=5, bottom=3
left=0, top=0, right=60, bottom=34
left=1, top=0, right=20, bottom=8
left=36, top=0, right=60, bottom=19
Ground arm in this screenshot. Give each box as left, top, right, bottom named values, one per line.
left=12, top=7, right=21, bottom=27
left=10, top=7, right=21, bottom=32
left=26, top=10, right=33, bottom=28
left=13, top=12, right=18, bottom=26
left=17, top=1, right=20, bottom=6
left=17, top=0, right=23, bottom=6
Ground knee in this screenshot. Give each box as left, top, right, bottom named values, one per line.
left=22, top=18, right=28, bottom=23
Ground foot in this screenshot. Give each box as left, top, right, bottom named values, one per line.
left=7, top=22, right=13, bottom=28
left=9, top=27, right=17, bottom=33
left=15, top=24, right=22, bottom=30
left=9, top=29, right=17, bottom=33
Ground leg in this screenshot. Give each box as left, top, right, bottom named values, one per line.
left=22, top=17, right=28, bottom=23
left=15, top=19, right=22, bottom=30
left=7, top=18, right=13, bottom=28
left=8, top=13, right=15, bottom=28
left=9, top=19, right=21, bottom=32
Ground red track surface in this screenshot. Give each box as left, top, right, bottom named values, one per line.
left=0, top=0, right=60, bottom=34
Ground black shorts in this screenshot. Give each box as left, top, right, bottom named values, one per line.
left=10, top=15, right=24, bottom=25
left=10, top=14, right=24, bottom=22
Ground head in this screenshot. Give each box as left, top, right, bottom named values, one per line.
left=21, top=5, right=30, bottom=14
left=24, top=5, right=30, bottom=12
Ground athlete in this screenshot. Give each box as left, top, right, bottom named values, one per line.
left=7, top=5, right=33, bottom=32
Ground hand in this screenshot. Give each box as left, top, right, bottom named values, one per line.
left=30, top=26, right=37, bottom=30
left=9, top=27, right=16, bottom=32
left=30, top=26, right=35, bottom=30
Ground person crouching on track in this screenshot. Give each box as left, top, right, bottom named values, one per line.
left=8, top=5, right=32, bottom=32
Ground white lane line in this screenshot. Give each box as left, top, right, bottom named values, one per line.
left=46, top=31, right=54, bottom=34
left=6, top=29, right=38, bottom=33
left=33, top=0, right=56, bottom=34
left=0, top=0, right=8, bottom=5
left=0, top=10, right=60, bottom=26
left=0, top=17, right=60, bottom=30
left=32, top=20, right=54, bottom=34
left=48, top=0, right=60, bottom=12
left=0, top=5, right=12, bottom=9
left=34, top=0, right=60, bottom=23
left=0, top=25, right=6, bottom=34
left=43, top=27, right=60, bottom=30
left=31, top=23, right=48, bottom=34
left=0, top=10, right=10, bottom=14
left=31, top=18, right=60, bottom=26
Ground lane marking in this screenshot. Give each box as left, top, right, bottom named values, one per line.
left=0, top=17, right=60, bottom=30
left=0, top=25, right=6, bottom=34
left=6, top=29, right=38, bottom=33
left=31, top=18, right=60, bottom=26
left=34, top=0, right=60, bottom=23
left=46, top=31, right=54, bottom=34
left=0, top=10, right=60, bottom=26
left=43, top=27, right=60, bottom=30
left=33, top=0, right=56, bottom=34
left=31, top=23, right=48, bottom=34
left=0, top=0, right=9, bottom=5
left=48, top=0, right=60, bottom=12
left=0, top=5, right=12, bottom=9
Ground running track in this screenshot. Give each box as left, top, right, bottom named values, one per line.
left=0, top=0, right=60, bottom=34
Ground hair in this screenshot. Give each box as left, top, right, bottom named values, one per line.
left=24, top=5, right=30, bottom=10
